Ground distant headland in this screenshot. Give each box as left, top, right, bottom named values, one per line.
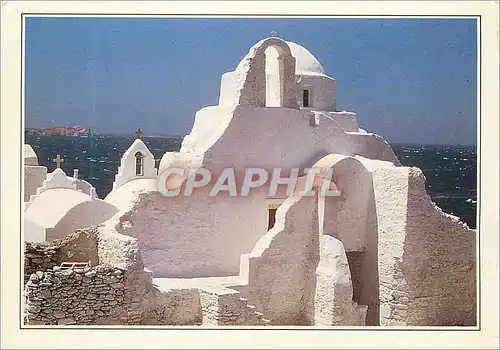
left=25, top=125, right=91, bottom=137
left=25, top=126, right=185, bottom=139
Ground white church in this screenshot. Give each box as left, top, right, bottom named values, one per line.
left=23, top=35, right=476, bottom=327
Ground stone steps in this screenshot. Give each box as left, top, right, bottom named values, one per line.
left=199, top=287, right=270, bottom=326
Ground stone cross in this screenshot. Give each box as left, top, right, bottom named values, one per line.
left=135, top=128, right=143, bottom=139
left=271, top=31, right=277, bottom=37
left=53, top=154, right=64, bottom=168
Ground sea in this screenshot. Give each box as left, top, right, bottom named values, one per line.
left=25, top=135, right=477, bottom=229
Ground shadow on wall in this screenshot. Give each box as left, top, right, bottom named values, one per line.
left=245, top=194, right=320, bottom=325
left=323, top=157, right=380, bottom=325
left=46, top=201, right=119, bottom=242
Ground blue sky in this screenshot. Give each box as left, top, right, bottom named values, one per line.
left=25, top=17, right=477, bottom=145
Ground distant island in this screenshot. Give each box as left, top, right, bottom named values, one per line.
left=25, top=126, right=90, bottom=137
left=24, top=127, right=186, bottom=139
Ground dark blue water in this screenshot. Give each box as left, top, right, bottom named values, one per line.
left=25, top=135, right=477, bottom=229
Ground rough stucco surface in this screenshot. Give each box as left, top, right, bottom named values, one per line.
left=314, top=234, right=367, bottom=326
left=243, top=194, right=319, bottom=325
left=141, top=288, right=202, bottom=325
left=346, top=132, right=401, bottom=166
left=202, top=106, right=398, bottom=175
left=325, top=111, right=358, bottom=132
left=297, top=74, right=335, bottom=111
left=234, top=37, right=300, bottom=109
left=402, top=168, right=476, bottom=326
left=113, top=190, right=269, bottom=278
left=372, top=166, right=476, bottom=326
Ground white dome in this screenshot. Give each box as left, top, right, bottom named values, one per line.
left=25, top=188, right=118, bottom=241
left=286, top=41, right=327, bottom=76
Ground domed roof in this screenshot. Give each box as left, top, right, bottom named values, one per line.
left=233, top=37, right=334, bottom=80
left=25, top=188, right=117, bottom=229
left=285, top=41, right=327, bottom=76
left=25, top=188, right=119, bottom=241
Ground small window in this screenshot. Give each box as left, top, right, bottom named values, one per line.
left=268, top=208, right=277, bottom=230
left=267, top=202, right=282, bottom=231
left=302, top=89, right=310, bottom=108
left=134, top=151, right=144, bottom=176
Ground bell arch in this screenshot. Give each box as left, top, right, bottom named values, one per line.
left=235, top=37, right=300, bottom=109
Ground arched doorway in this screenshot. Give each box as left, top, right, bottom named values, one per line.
left=323, top=157, right=380, bottom=325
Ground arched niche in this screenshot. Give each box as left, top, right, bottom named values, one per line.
left=134, top=151, right=144, bottom=176
left=314, top=154, right=380, bottom=325
left=235, top=37, right=300, bottom=109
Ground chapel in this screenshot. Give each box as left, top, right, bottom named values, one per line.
left=23, top=35, right=476, bottom=327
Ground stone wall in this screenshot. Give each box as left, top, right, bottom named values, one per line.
left=24, top=228, right=99, bottom=284
left=199, top=287, right=270, bottom=326
left=24, top=243, right=58, bottom=284
left=25, top=266, right=126, bottom=325
left=142, top=288, right=202, bottom=325
left=24, top=226, right=162, bottom=326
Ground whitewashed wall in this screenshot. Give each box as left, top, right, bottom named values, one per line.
left=24, top=166, right=47, bottom=202
left=113, top=139, right=157, bottom=191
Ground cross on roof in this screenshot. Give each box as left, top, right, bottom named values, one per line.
left=271, top=31, right=277, bottom=37
left=135, top=128, right=143, bottom=139
left=53, top=154, right=64, bottom=168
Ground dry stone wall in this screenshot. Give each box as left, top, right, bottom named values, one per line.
left=25, top=265, right=126, bottom=325
left=24, top=228, right=99, bottom=284
left=24, top=243, right=59, bottom=284
left=23, top=226, right=158, bottom=325
left=24, top=225, right=212, bottom=326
